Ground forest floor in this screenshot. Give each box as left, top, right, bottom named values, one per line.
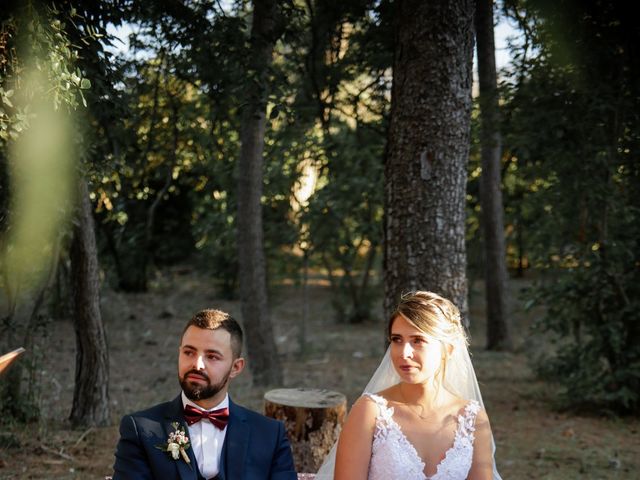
left=0, top=264, right=638, bottom=479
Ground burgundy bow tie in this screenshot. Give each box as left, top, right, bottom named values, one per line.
left=183, top=404, right=230, bottom=429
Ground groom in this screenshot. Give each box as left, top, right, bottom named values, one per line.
left=112, top=309, right=297, bottom=480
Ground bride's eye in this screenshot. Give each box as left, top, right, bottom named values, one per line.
left=390, top=336, right=402, bottom=343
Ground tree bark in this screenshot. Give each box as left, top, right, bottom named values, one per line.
left=384, top=0, right=476, bottom=324
left=475, top=0, right=513, bottom=350
left=69, top=179, right=110, bottom=426
left=236, top=0, right=282, bottom=386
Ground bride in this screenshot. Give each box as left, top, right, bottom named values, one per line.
left=316, top=291, right=501, bottom=480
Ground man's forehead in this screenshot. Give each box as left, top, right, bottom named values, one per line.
left=181, top=326, right=232, bottom=347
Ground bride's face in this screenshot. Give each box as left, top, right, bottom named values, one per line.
left=389, top=315, right=444, bottom=384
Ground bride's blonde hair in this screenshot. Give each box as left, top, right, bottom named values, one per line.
left=388, top=291, right=469, bottom=386
left=388, top=291, right=468, bottom=345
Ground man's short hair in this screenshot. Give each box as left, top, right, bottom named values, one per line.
left=182, top=309, right=243, bottom=358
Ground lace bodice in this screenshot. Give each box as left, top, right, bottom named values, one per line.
left=365, top=393, right=480, bottom=480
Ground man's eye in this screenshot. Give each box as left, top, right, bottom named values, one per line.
left=207, top=355, right=218, bottom=360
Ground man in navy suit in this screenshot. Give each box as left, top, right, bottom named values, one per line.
left=113, top=309, right=297, bottom=480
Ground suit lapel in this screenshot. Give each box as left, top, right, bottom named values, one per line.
left=164, top=395, right=198, bottom=480
left=221, top=398, right=249, bottom=480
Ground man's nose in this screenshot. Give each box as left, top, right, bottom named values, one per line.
left=402, top=342, right=413, bottom=358
left=195, top=355, right=205, bottom=370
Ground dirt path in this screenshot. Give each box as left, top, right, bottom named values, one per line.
left=1, top=267, right=638, bottom=479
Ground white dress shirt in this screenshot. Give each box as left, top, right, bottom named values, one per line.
left=181, top=392, right=229, bottom=479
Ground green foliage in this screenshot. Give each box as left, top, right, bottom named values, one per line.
left=302, top=124, right=384, bottom=322
left=0, top=6, right=91, bottom=143
left=94, top=52, right=206, bottom=290
left=503, top=0, right=640, bottom=412
left=0, top=1, right=102, bottom=422
left=57, top=0, right=394, bottom=307
left=0, top=3, right=95, bottom=301
left=274, top=0, right=391, bottom=321
left=529, top=247, right=640, bottom=413
left=101, top=2, right=302, bottom=294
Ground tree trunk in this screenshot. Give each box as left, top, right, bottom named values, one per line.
left=69, top=179, right=110, bottom=427
left=264, top=388, right=346, bottom=474
left=384, top=0, right=475, bottom=324
left=236, top=0, right=282, bottom=386
left=475, top=0, right=513, bottom=350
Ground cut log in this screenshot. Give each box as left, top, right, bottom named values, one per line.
left=0, top=347, right=25, bottom=377
left=264, top=388, right=346, bottom=473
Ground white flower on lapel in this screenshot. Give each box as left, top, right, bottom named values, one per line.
left=168, top=442, right=181, bottom=460
left=156, top=422, right=192, bottom=468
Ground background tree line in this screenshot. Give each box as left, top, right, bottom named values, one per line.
left=0, top=0, right=638, bottom=430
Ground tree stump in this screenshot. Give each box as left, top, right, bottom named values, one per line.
left=264, top=388, right=346, bottom=474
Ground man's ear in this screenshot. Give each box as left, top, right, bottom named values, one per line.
left=229, top=357, right=245, bottom=378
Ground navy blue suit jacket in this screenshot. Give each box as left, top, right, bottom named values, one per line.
left=112, top=395, right=297, bottom=480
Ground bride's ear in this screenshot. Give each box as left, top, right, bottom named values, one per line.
left=439, top=342, right=454, bottom=364
left=445, top=342, right=454, bottom=358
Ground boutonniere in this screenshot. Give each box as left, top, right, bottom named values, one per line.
left=156, top=422, right=192, bottom=467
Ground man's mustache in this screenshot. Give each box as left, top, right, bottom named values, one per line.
left=183, top=370, right=209, bottom=382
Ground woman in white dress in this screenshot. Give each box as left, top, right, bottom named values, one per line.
left=317, top=291, right=500, bottom=480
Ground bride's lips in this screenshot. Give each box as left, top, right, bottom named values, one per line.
left=399, top=365, right=416, bottom=372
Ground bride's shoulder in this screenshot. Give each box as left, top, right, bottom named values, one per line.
left=370, top=383, right=402, bottom=402
left=453, top=398, right=489, bottom=425
left=344, top=394, right=382, bottom=430
left=451, top=396, right=470, bottom=412
left=468, top=401, right=489, bottom=425
left=445, top=396, right=482, bottom=417
left=353, top=385, right=400, bottom=413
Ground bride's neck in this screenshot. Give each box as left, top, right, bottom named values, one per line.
left=400, top=381, right=451, bottom=409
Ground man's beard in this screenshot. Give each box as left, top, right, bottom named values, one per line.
left=180, top=367, right=232, bottom=402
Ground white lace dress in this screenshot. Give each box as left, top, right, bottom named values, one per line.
left=365, top=393, right=481, bottom=480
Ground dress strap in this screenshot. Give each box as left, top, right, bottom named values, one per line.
left=457, top=400, right=481, bottom=439
left=363, top=393, right=395, bottom=435
left=363, top=393, right=387, bottom=407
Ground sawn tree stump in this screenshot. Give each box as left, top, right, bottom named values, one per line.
left=264, top=388, right=346, bottom=473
